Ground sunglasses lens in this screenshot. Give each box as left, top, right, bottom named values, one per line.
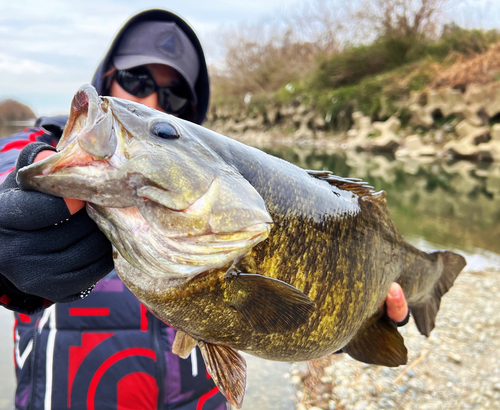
left=116, top=69, right=156, bottom=98
left=158, top=87, right=189, bottom=115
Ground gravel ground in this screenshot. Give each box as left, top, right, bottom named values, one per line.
left=288, top=269, right=500, bottom=410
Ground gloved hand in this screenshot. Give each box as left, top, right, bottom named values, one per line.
left=0, top=142, right=114, bottom=310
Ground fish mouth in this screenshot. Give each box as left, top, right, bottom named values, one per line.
left=87, top=203, right=270, bottom=278
left=18, top=86, right=115, bottom=185
left=16, top=85, right=138, bottom=208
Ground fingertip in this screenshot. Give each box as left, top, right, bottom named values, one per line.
left=386, top=282, right=409, bottom=323
left=64, top=198, right=86, bottom=215
left=34, top=150, right=56, bottom=163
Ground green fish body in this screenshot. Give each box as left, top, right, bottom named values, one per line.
left=18, top=85, right=466, bottom=408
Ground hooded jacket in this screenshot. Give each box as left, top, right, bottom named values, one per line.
left=91, top=9, right=210, bottom=125
left=0, top=9, right=226, bottom=410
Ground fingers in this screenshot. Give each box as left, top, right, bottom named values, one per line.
left=386, top=282, right=409, bottom=324
left=33, top=150, right=57, bottom=162
left=34, top=150, right=85, bottom=215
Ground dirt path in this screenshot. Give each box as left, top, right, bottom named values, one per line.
left=291, top=269, right=500, bottom=410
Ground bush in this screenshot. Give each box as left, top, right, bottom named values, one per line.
left=435, top=24, right=500, bottom=56
left=310, top=26, right=500, bottom=92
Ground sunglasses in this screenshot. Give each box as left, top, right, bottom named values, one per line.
left=114, top=67, right=191, bottom=115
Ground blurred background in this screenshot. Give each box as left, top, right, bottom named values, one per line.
left=2, top=0, right=500, bottom=409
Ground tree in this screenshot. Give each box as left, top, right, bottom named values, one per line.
left=355, top=0, right=464, bottom=39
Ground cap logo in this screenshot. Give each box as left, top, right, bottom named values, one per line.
left=160, top=35, right=177, bottom=54
left=156, top=30, right=184, bottom=60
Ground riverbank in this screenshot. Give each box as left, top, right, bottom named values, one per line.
left=207, top=82, right=500, bottom=162
left=289, top=268, right=500, bottom=410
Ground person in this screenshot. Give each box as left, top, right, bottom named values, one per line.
left=0, top=8, right=409, bottom=410
left=0, top=9, right=226, bottom=410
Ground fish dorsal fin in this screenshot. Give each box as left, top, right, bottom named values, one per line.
left=306, top=169, right=384, bottom=200
left=342, top=314, right=408, bottom=367
left=172, top=331, right=197, bottom=359
left=198, top=341, right=247, bottom=409
left=224, top=271, right=316, bottom=334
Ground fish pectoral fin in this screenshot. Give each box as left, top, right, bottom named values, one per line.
left=198, top=341, right=246, bottom=409
left=226, top=272, right=316, bottom=334
left=343, top=314, right=408, bottom=367
left=172, top=331, right=197, bottom=359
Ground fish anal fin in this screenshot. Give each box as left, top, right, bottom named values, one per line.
left=343, top=314, right=408, bottom=367
left=410, top=250, right=466, bottom=337
left=198, top=341, right=246, bottom=409
left=172, top=331, right=197, bottom=359
left=226, top=272, right=316, bottom=334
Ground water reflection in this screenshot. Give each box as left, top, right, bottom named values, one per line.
left=262, top=146, right=500, bottom=269
left=0, top=124, right=28, bottom=139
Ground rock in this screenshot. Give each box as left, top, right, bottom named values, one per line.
left=267, top=108, right=279, bottom=124
left=409, top=87, right=485, bottom=129
left=409, top=103, right=434, bottom=128
left=396, top=134, right=436, bottom=158
left=352, top=111, right=365, bottom=129
left=345, top=112, right=375, bottom=150
left=313, top=114, right=326, bottom=129
left=370, top=121, right=401, bottom=152
left=443, top=120, right=490, bottom=159
left=485, top=86, right=500, bottom=117
left=354, top=400, right=370, bottom=410
left=447, top=352, right=462, bottom=364
left=408, top=378, right=427, bottom=392
left=455, top=120, right=489, bottom=140
left=324, top=366, right=335, bottom=377
left=294, top=122, right=314, bottom=140
left=477, top=123, right=500, bottom=161
left=346, top=115, right=401, bottom=152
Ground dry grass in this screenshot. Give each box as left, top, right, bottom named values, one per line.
left=298, top=357, right=337, bottom=409
left=431, top=41, right=500, bottom=89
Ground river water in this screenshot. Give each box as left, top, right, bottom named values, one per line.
left=1, top=130, right=499, bottom=409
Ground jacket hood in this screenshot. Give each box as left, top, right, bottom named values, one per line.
left=91, top=9, right=210, bottom=125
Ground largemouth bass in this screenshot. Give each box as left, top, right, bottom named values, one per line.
left=18, top=85, right=466, bottom=408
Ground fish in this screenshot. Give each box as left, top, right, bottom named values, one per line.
left=18, top=84, right=466, bottom=408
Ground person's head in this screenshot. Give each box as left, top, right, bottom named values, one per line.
left=91, top=10, right=210, bottom=125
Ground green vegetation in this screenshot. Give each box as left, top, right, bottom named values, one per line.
left=211, top=8, right=500, bottom=131
left=292, top=26, right=500, bottom=128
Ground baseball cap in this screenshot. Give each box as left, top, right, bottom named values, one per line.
left=112, top=21, right=200, bottom=103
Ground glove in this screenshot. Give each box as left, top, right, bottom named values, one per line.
left=0, top=142, right=114, bottom=310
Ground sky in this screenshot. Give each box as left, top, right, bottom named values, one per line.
left=1, top=0, right=500, bottom=116
left=0, top=0, right=298, bottom=116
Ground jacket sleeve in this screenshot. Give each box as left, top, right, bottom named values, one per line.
left=0, top=123, right=59, bottom=183
left=0, top=123, right=60, bottom=314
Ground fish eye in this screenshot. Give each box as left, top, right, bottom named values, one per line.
left=151, top=122, right=179, bottom=140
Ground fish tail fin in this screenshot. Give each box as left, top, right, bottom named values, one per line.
left=409, top=251, right=466, bottom=337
